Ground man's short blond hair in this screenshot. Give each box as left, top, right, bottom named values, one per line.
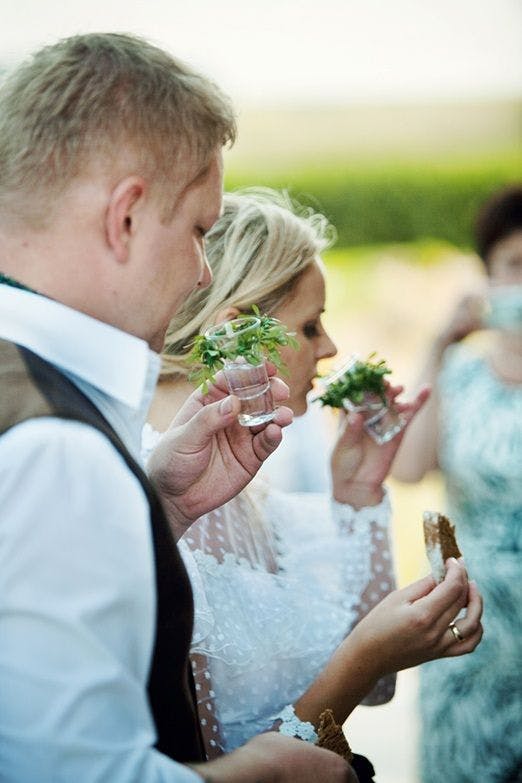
left=0, top=33, right=236, bottom=227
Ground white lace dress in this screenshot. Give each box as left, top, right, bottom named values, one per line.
left=142, top=424, right=396, bottom=757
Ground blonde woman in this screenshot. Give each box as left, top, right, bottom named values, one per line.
left=147, top=190, right=483, bottom=776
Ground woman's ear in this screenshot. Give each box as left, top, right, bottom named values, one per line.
left=105, top=176, right=147, bottom=263
left=213, top=305, right=241, bottom=324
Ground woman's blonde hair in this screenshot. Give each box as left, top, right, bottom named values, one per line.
left=161, top=188, right=336, bottom=378
left=0, top=33, right=236, bottom=228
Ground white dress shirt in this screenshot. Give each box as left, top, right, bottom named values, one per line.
left=0, top=285, right=202, bottom=783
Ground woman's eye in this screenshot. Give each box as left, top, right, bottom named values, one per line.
left=303, top=322, right=319, bottom=339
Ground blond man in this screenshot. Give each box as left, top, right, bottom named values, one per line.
left=0, top=33, right=355, bottom=783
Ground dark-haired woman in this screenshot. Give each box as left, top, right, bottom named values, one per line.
left=393, top=185, right=522, bottom=783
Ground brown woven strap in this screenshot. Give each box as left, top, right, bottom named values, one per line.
left=316, top=709, right=353, bottom=762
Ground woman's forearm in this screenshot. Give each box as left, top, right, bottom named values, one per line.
left=391, top=339, right=446, bottom=482
left=292, top=632, right=380, bottom=728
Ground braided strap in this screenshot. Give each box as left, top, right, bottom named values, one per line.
left=275, top=704, right=318, bottom=743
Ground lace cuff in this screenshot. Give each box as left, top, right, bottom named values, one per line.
left=332, top=486, right=391, bottom=535
left=274, top=704, right=318, bottom=743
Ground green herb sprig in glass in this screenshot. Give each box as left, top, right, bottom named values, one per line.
left=188, top=306, right=299, bottom=393
left=316, top=353, right=391, bottom=409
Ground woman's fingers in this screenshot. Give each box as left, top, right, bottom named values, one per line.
left=394, top=384, right=431, bottom=418
left=444, top=580, right=484, bottom=657
left=335, top=410, right=365, bottom=446
left=407, top=559, right=469, bottom=644
left=400, top=573, right=438, bottom=603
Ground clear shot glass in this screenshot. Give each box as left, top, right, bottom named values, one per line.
left=313, top=354, right=406, bottom=445
left=342, top=391, right=405, bottom=445
left=205, top=317, right=276, bottom=427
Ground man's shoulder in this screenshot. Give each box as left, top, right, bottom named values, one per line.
left=0, top=416, right=133, bottom=476
left=0, top=339, right=53, bottom=434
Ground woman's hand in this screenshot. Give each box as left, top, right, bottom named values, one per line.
left=330, top=383, right=431, bottom=508
left=349, top=558, right=483, bottom=677
left=293, top=558, right=483, bottom=728
left=148, top=365, right=293, bottom=539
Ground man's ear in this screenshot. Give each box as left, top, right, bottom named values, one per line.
left=105, top=176, right=147, bottom=263
left=213, top=305, right=241, bottom=324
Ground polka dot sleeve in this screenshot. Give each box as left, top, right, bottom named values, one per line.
left=332, top=489, right=397, bottom=704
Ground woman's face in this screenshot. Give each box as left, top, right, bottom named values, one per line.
left=486, top=230, right=522, bottom=335
left=488, top=229, right=522, bottom=286
left=272, top=259, right=337, bottom=415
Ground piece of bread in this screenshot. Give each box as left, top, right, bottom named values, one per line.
left=316, top=709, right=353, bottom=762
left=423, top=511, right=462, bottom=583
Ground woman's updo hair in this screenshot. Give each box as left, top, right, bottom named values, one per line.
left=161, top=187, right=336, bottom=378
left=475, top=184, right=522, bottom=268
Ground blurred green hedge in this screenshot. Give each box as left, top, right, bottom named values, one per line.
left=225, top=152, right=521, bottom=249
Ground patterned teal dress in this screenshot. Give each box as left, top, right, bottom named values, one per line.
left=419, top=346, right=522, bottom=783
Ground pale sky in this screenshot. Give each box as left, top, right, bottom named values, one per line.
left=2, top=0, right=521, bottom=105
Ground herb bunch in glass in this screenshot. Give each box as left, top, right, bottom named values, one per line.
left=188, top=307, right=299, bottom=427
left=315, top=353, right=405, bottom=445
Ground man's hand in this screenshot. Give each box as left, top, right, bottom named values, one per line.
left=190, top=732, right=358, bottom=783
left=331, top=383, right=431, bottom=508
left=148, top=367, right=293, bottom=539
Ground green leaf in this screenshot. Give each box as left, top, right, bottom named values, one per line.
left=186, top=307, right=299, bottom=393
left=316, top=354, right=391, bottom=409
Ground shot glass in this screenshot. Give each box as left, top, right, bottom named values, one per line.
left=342, top=391, right=405, bottom=445
left=313, top=354, right=406, bottom=445
left=205, top=317, right=276, bottom=427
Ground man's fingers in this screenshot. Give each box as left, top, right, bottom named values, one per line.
left=175, top=395, right=242, bottom=453
left=252, top=423, right=284, bottom=461
left=191, top=365, right=289, bottom=406
left=269, top=376, right=290, bottom=403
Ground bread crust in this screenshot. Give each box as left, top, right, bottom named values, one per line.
left=423, top=511, right=462, bottom=582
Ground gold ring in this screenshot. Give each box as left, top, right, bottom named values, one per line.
left=449, top=621, right=464, bottom=643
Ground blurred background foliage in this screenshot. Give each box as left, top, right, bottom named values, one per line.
left=225, top=101, right=521, bottom=250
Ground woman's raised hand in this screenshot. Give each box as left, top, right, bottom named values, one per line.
left=330, top=382, right=431, bottom=508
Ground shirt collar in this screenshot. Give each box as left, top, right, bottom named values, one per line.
left=0, top=284, right=160, bottom=411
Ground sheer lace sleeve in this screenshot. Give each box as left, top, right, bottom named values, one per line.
left=331, top=492, right=397, bottom=704
left=271, top=487, right=396, bottom=706
left=266, top=486, right=394, bottom=620
left=142, top=407, right=399, bottom=752
left=190, top=652, right=224, bottom=759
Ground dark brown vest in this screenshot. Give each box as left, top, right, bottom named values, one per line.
left=0, top=338, right=205, bottom=763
